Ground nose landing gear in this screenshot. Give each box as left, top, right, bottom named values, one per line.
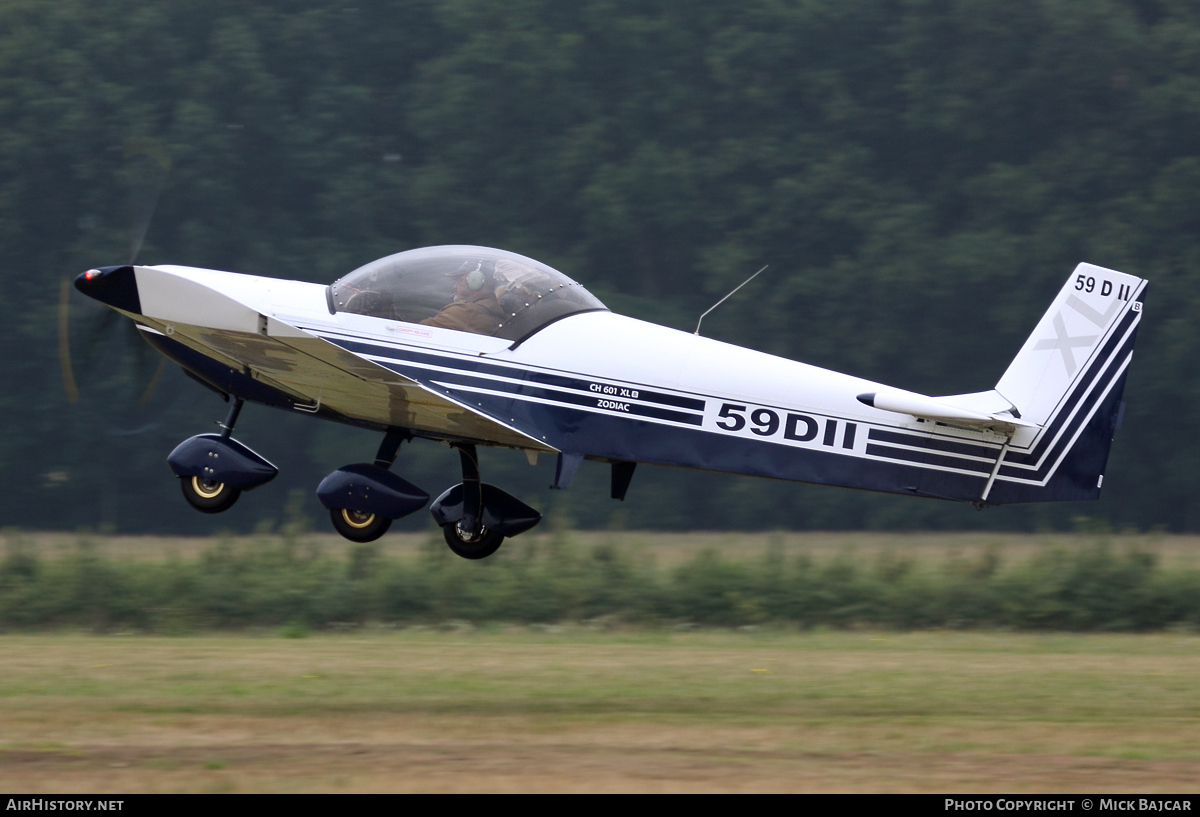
left=443, top=522, right=505, bottom=560
left=429, top=444, right=542, bottom=559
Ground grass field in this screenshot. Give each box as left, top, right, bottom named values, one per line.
left=2, top=630, right=1199, bottom=792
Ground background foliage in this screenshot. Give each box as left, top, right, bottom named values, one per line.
left=3, top=530, right=1197, bottom=631
left=4, top=0, right=1199, bottom=533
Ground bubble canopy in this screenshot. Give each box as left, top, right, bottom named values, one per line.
left=328, top=246, right=607, bottom=342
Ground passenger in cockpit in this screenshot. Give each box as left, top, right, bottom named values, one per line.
left=420, top=261, right=506, bottom=335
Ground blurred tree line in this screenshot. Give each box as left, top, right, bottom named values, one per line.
left=4, top=0, right=1199, bottom=534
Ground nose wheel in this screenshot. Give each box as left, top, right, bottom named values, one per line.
left=329, top=507, right=392, bottom=542
left=444, top=444, right=503, bottom=559
left=180, top=476, right=241, bottom=514
left=427, top=444, right=541, bottom=559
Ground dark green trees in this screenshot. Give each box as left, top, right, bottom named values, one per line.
left=5, top=1, right=1199, bottom=531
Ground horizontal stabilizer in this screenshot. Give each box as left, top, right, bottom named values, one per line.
left=857, top=390, right=1034, bottom=431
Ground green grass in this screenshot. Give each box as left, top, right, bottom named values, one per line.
left=2, top=630, right=1198, bottom=727
left=2, top=630, right=1198, bottom=791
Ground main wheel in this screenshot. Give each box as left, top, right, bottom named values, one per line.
left=329, top=508, right=392, bottom=542
left=180, top=476, right=241, bottom=514
left=442, top=523, right=504, bottom=560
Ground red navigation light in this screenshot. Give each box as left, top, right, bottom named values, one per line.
left=83, top=269, right=101, bottom=280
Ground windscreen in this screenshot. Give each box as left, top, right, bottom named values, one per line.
left=328, top=246, right=606, bottom=342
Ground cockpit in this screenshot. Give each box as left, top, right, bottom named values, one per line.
left=327, top=246, right=607, bottom=342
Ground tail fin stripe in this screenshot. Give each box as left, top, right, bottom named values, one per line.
left=1002, top=310, right=1139, bottom=467
left=997, top=352, right=1132, bottom=485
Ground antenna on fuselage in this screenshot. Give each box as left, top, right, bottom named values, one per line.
left=694, top=265, right=768, bottom=336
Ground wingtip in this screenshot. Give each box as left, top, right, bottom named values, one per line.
left=856, top=392, right=876, bottom=408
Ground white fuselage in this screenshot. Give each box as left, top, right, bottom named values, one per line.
left=104, top=259, right=1141, bottom=507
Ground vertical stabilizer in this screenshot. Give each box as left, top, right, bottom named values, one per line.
left=996, top=263, right=1145, bottom=426
left=980, top=263, right=1145, bottom=504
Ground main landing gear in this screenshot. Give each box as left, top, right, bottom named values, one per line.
left=316, top=429, right=429, bottom=544
left=166, top=399, right=543, bottom=559
left=167, top=399, right=279, bottom=513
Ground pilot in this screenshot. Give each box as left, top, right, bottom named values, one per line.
left=420, top=261, right=506, bottom=335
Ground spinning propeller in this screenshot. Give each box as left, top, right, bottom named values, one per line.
left=58, top=138, right=173, bottom=427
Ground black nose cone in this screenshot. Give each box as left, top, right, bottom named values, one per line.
left=74, top=265, right=141, bottom=315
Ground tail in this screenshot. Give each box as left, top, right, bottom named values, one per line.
left=859, top=263, right=1144, bottom=505
left=981, top=263, right=1146, bottom=503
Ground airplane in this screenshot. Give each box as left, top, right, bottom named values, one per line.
left=72, top=246, right=1145, bottom=558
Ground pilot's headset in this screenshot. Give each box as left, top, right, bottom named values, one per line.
left=466, top=265, right=485, bottom=291
left=448, top=259, right=493, bottom=293
left=472, top=260, right=497, bottom=291
left=454, top=260, right=486, bottom=291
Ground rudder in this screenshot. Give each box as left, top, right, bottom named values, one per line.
left=985, top=263, right=1145, bottom=504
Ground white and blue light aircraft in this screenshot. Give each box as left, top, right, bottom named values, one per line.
left=73, top=248, right=1145, bottom=558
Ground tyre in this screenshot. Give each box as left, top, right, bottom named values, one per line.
left=180, top=476, right=241, bottom=514
left=442, top=523, right=504, bottom=560
left=329, top=507, right=392, bottom=542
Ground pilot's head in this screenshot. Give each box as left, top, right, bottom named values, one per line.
left=446, top=261, right=493, bottom=301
